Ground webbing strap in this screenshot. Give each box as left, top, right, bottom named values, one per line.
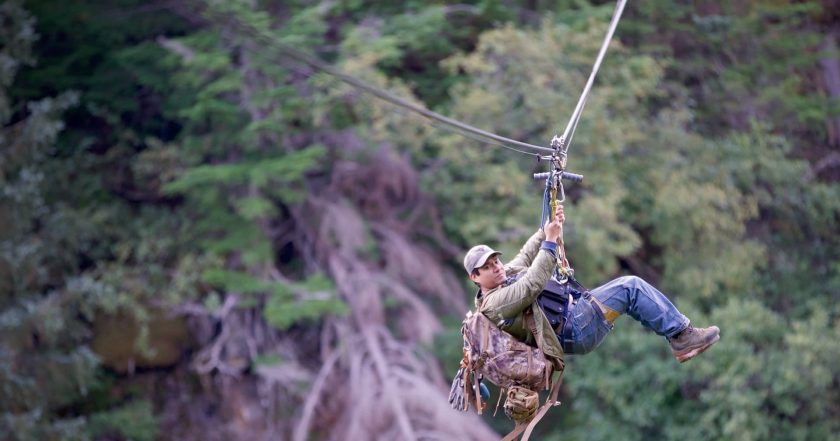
left=498, top=374, right=564, bottom=441
left=474, top=372, right=483, bottom=415
left=482, top=315, right=491, bottom=354
left=523, top=310, right=552, bottom=390
left=521, top=375, right=563, bottom=441
left=494, top=387, right=506, bottom=417
left=463, top=370, right=470, bottom=411
left=526, top=346, right=533, bottom=384
left=472, top=316, right=492, bottom=415
left=523, top=310, right=542, bottom=358
left=501, top=421, right=529, bottom=441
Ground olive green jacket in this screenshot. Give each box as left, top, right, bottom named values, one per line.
left=475, top=229, right=564, bottom=362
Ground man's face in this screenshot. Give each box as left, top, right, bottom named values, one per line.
left=469, top=254, right=506, bottom=291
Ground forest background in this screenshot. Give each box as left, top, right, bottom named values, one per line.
left=3, top=0, right=840, bottom=440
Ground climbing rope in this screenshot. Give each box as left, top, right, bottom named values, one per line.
left=540, top=176, right=572, bottom=280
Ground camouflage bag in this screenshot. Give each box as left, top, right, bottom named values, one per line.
left=461, top=310, right=550, bottom=393
left=503, top=385, right=540, bottom=422
left=450, top=310, right=564, bottom=441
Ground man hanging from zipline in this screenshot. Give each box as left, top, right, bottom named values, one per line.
left=464, top=203, right=720, bottom=365
left=449, top=203, right=720, bottom=441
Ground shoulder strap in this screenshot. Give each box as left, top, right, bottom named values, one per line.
left=523, top=308, right=540, bottom=349
left=523, top=308, right=551, bottom=388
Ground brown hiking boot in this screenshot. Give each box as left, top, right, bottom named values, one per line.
left=668, top=325, right=720, bottom=363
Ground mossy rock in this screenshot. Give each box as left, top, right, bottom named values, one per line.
left=91, top=309, right=192, bottom=373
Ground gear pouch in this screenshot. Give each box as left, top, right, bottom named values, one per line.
left=536, top=279, right=572, bottom=330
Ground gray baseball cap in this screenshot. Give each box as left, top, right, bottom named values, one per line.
left=463, top=245, right=502, bottom=274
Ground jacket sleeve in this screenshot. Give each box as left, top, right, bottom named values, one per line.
left=504, top=229, right=546, bottom=272
left=480, top=248, right=556, bottom=322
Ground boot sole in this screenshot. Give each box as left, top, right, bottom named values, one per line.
left=674, top=333, right=720, bottom=363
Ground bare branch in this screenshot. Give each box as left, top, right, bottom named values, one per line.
left=156, top=36, right=195, bottom=62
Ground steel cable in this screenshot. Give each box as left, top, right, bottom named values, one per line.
left=213, top=10, right=554, bottom=155
left=557, top=0, right=627, bottom=154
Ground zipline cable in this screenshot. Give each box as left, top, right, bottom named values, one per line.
left=281, top=44, right=555, bottom=154
left=541, top=0, right=626, bottom=281
left=557, top=0, right=627, bottom=156
left=211, top=10, right=554, bottom=155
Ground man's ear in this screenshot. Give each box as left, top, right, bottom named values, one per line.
left=468, top=271, right=479, bottom=283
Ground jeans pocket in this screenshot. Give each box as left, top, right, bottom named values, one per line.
left=571, top=300, right=611, bottom=354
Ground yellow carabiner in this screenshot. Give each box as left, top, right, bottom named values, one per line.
left=548, top=177, right=570, bottom=279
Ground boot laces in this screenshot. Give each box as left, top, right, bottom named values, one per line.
left=671, top=326, right=695, bottom=342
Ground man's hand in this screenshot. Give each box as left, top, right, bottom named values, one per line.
left=544, top=204, right=565, bottom=244
left=554, top=204, right=565, bottom=224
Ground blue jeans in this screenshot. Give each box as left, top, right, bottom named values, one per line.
left=561, top=276, right=690, bottom=354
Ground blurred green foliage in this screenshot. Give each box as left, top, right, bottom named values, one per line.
left=3, top=0, right=839, bottom=439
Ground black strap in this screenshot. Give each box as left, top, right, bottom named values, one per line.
left=537, top=275, right=595, bottom=354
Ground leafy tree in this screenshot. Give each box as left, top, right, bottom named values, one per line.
left=422, top=6, right=840, bottom=441
left=6, top=0, right=840, bottom=439
left=1, top=2, right=158, bottom=440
